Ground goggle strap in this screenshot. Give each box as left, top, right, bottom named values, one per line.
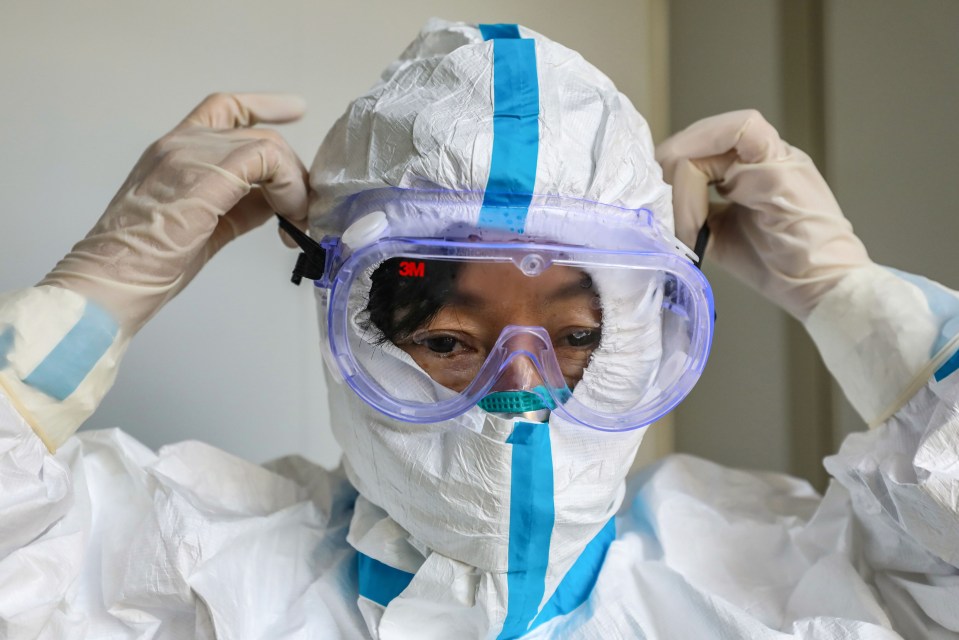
left=691, top=223, right=719, bottom=324
left=276, top=214, right=327, bottom=285
left=693, top=223, right=710, bottom=269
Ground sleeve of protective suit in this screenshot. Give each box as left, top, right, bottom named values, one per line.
left=548, top=370, right=959, bottom=638
left=1, top=93, right=309, bottom=452
left=0, top=286, right=127, bottom=452
left=656, top=110, right=959, bottom=426
left=0, top=379, right=365, bottom=638
left=805, top=266, right=959, bottom=426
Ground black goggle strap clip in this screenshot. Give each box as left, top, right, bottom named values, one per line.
left=692, top=223, right=710, bottom=270
left=276, top=214, right=327, bottom=286
left=690, top=222, right=718, bottom=325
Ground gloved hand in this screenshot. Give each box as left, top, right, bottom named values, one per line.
left=39, top=92, right=310, bottom=335
left=655, top=110, right=871, bottom=320
left=1, top=93, right=311, bottom=450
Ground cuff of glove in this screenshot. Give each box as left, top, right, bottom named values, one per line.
left=804, top=264, right=959, bottom=427
left=0, top=285, right=129, bottom=452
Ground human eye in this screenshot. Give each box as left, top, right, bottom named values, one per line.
left=561, top=328, right=601, bottom=349
left=411, top=331, right=474, bottom=357
left=420, top=335, right=459, bottom=354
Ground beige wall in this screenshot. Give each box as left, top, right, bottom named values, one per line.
left=0, top=1, right=666, bottom=467
left=668, top=0, right=794, bottom=473
left=668, top=0, right=959, bottom=484
left=825, top=0, right=959, bottom=439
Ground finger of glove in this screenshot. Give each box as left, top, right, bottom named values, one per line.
left=656, top=110, right=789, bottom=176
left=174, top=92, right=306, bottom=132
left=206, top=128, right=307, bottom=248
left=719, top=146, right=842, bottom=217
left=230, top=129, right=309, bottom=249
left=202, top=189, right=274, bottom=262
left=173, top=190, right=275, bottom=305
left=664, top=157, right=713, bottom=249
left=216, top=132, right=309, bottom=225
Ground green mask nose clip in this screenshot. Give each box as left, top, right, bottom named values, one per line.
left=477, top=386, right=572, bottom=414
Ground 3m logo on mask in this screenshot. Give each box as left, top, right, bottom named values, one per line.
left=398, top=261, right=425, bottom=278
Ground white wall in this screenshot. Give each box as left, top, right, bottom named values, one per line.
left=0, top=1, right=664, bottom=468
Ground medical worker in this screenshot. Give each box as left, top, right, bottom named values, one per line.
left=2, top=19, right=959, bottom=640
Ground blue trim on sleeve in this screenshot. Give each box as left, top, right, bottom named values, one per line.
left=498, top=421, right=554, bottom=640
left=23, top=302, right=117, bottom=400
left=529, top=517, right=616, bottom=631
left=887, top=268, right=959, bottom=382
left=935, top=350, right=959, bottom=382
left=0, top=326, right=14, bottom=369
left=477, top=25, right=540, bottom=234
left=356, top=551, right=415, bottom=607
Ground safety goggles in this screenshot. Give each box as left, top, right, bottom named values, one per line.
left=281, top=188, right=714, bottom=431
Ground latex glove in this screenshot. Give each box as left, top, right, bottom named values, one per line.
left=656, top=110, right=871, bottom=320
left=40, top=92, right=310, bottom=335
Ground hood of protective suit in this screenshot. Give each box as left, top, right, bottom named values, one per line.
left=309, top=19, right=672, bottom=638
left=311, top=20, right=673, bottom=234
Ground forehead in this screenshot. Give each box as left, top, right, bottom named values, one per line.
left=457, top=262, right=589, bottom=293
left=453, top=261, right=592, bottom=300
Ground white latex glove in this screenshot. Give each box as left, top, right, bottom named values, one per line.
left=656, top=110, right=871, bottom=320
left=40, top=92, right=310, bottom=335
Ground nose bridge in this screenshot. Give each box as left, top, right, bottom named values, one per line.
left=502, top=330, right=546, bottom=355
left=489, top=325, right=552, bottom=392
left=491, top=351, right=544, bottom=392
left=496, top=324, right=551, bottom=351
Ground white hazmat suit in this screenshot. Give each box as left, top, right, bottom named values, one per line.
left=2, top=18, right=959, bottom=640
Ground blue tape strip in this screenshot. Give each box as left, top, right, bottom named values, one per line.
left=479, top=23, right=521, bottom=40
left=356, top=552, right=415, bottom=607
left=529, top=517, right=616, bottom=631
left=23, top=302, right=118, bottom=400
left=888, top=268, right=959, bottom=381
left=498, top=421, right=554, bottom=640
left=477, top=25, right=539, bottom=234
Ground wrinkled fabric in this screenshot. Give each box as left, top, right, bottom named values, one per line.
left=0, top=388, right=364, bottom=639
left=310, top=19, right=673, bottom=237
left=3, top=367, right=959, bottom=638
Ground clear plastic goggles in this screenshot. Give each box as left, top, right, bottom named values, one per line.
left=294, top=189, right=715, bottom=432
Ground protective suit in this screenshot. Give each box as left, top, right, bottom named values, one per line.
left=304, top=21, right=709, bottom=636
left=2, top=18, right=959, bottom=640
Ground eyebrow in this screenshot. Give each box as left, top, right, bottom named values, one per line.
left=546, top=276, right=597, bottom=301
